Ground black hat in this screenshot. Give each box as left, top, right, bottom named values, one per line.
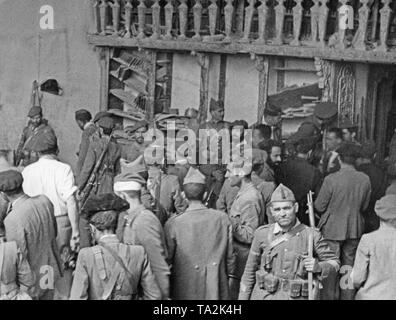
left=40, top=79, right=62, bottom=96
left=0, top=170, right=23, bottom=192
left=81, top=193, right=129, bottom=222
left=93, top=111, right=110, bottom=123
left=314, top=102, right=338, bottom=119
left=75, top=109, right=92, bottom=122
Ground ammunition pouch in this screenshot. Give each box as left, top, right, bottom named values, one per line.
left=257, top=273, right=310, bottom=298
left=256, top=270, right=279, bottom=293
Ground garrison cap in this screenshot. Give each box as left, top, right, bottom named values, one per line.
left=30, top=132, right=58, bottom=153
left=314, top=102, right=338, bottom=119
left=114, top=172, right=147, bottom=192
left=209, top=98, right=224, bottom=112
left=375, top=195, right=396, bottom=221
left=28, top=106, right=42, bottom=118
left=81, top=193, right=129, bottom=220
left=97, top=116, right=114, bottom=130
left=0, top=170, right=23, bottom=192
left=93, top=111, right=110, bottom=123
left=75, top=109, right=92, bottom=122
left=270, top=184, right=296, bottom=203
left=183, top=167, right=206, bottom=185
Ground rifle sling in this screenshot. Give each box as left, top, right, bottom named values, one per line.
left=267, top=223, right=306, bottom=252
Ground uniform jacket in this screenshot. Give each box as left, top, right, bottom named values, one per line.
left=4, top=195, right=61, bottom=299
left=314, top=166, right=371, bottom=241
left=229, top=182, right=262, bottom=279
left=239, top=221, right=340, bottom=300
left=216, top=178, right=239, bottom=214
left=77, top=136, right=121, bottom=195
left=352, top=224, right=396, bottom=300
left=76, top=122, right=97, bottom=177
left=164, top=203, right=236, bottom=300
left=251, top=172, right=275, bottom=225
left=116, top=205, right=170, bottom=299
left=0, top=241, right=35, bottom=299
left=70, top=235, right=161, bottom=300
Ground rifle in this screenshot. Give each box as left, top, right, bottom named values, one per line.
left=307, top=190, right=315, bottom=300
left=204, top=185, right=216, bottom=207
left=79, top=134, right=113, bottom=211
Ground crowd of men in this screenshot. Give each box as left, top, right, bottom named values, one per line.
left=0, top=98, right=396, bottom=300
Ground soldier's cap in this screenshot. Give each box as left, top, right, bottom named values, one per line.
left=339, top=117, right=358, bottom=130
left=0, top=169, right=23, bottom=192
left=183, top=166, right=206, bottom=185
left=28, top=106, right=42, bottom=118
left=270, top=184, right=296, bottom=203
left=120, top=155, right=148, bottom=175
left=252, top=148, right=267, bottom=165
left=81, top=193, right=129, bottom=221
left=30, top=132, right=58, bottom=153
left=97, top=116, right=114, bottom=130
left=75, top=109, right=92, bottom=122
left=114, top=172, right=147, bottom=192
left=124, top=120, right=148, bottom=133
left=225, top=158, right=253, bottom=178
left=209, top=98, right=224, bottom=112
left=314, top=102, right=338, bottom=119
left=375, top=195, right=396, bottom=221
left=93, top=111, right=110, bottom=123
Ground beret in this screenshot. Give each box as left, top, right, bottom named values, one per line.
left=30, top=132, right=58, bottom=153
left=375, top=195, right=396, bottom=221
left=97, top=116, right=114, bottom=130
left=75, top=109, right=92, bottom=122
left=81, top=193, right=129, bottom=220
left=28, top=106, right=42, bottom=118
left=0, top=170, right=23, bottom=192
left=314, top=102, right=338, bottom=119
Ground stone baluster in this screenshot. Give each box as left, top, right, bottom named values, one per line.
left=353, top=0, right=370, bottom=50
left=208, top=0, right=218, bottom=37
left=256, top=0, right=269, bottom=43
left=193, top=0, right=203, bottom=40
left=110, top=0, right=120, bottom=35
left=274, top=0, right=285, bottom=45
left=310, top=0, right=320, bottom=44
left=137, top=0, right=146, bottom=39
left=99, top=0, right=108, bottom=35
left=223, top=0, right=234, bottom=42
left=376, top=0, right=392, bottom=52
left=150, top=0, right=161, bottom=39
left=318, top=0, right=329, bottom=48
left=164, top=0, right=174, bottom=40
left=240, top=0, right=255, bottom=43
left=92, top=0, right=100, bottom=34
left=124, top=0, right=133, bottom=38
left=178, top=0, right=188, bottom=40
left=291, top=0, right=303, bottom=46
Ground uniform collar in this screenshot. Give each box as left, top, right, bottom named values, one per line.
left=98, top=234, right=119, bottom=244
left=185, top=202, right=206, bottom=212
left=273, top=219, right=301, bottom=235
left=84, top=121, right=94, bottom=130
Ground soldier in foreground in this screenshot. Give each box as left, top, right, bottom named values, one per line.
left=70, top=193, right=161, bottom=300
left=239, top=184, right=339, bottom=300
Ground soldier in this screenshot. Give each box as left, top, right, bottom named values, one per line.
left=114, top=172, right=170, bottom=299
left=239, top=184, right=340, bottom=300
left=227, top=158, right=263, bottom=299
left=122, top=120, right=149, bottom=162
left=77, top=116, right=121, bottom=195
left=1, top=169, right=62, bottom=300
left=164, top=167, right=236, bottom=300
left=75, top=109, right=97, bottom=177
left=70, top=193, right=162, bottom=300
left=15, top=106, right=56, bottom=167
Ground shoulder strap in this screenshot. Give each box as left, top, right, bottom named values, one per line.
left=92, top=247, right=107, bottom=280
left=267, top=223, right=306, bottom=252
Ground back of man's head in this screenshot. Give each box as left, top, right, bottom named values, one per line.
left=183, top=183, right=206, bottom=201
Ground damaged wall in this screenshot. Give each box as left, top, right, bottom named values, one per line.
left=0, top=0, right=100, bottom=170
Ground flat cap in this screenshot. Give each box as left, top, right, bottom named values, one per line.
left=97, top=116, right=114, bottom=130
left=183, top=167, right=206, bottom=185
left=314, top=102, right=338, bottom=119
left=93, top=111, right=110, bottom=123
left=75, top=109, right=92, bottom=122
left=0, top=170, right=23, bottom=192
left=28, top=106, right=42, bottom=118
left=30, top=132, right=58, bottom=153
left=114, top=172, right=147, bottom=192
left=375, top=195, right=396, bottom=221
left=209, top=98, right=224, bottom=112
left=270, top=184, right=296, bottom=203
left=81, top=193, right=129, bottom=220
left=124, top=120, right=148, bottom=133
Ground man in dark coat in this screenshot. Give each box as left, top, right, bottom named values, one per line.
left=77, top=116, right=121, bottom=195
left=15, top=106, right=56, bottom=167
left=164, top=167, right=236, bottom=300
left=75, top=109, right=97, bottom=177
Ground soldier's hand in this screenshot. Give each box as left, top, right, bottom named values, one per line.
left=302, top=257, right=322, bottom=273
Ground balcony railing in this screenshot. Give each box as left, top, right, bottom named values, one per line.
left=88, top=0, right=396, bottom=62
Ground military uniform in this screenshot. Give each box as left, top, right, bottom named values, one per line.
left=239, top=222, right=340, bottom=300
left=216, top=178, right=239, bottom=214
